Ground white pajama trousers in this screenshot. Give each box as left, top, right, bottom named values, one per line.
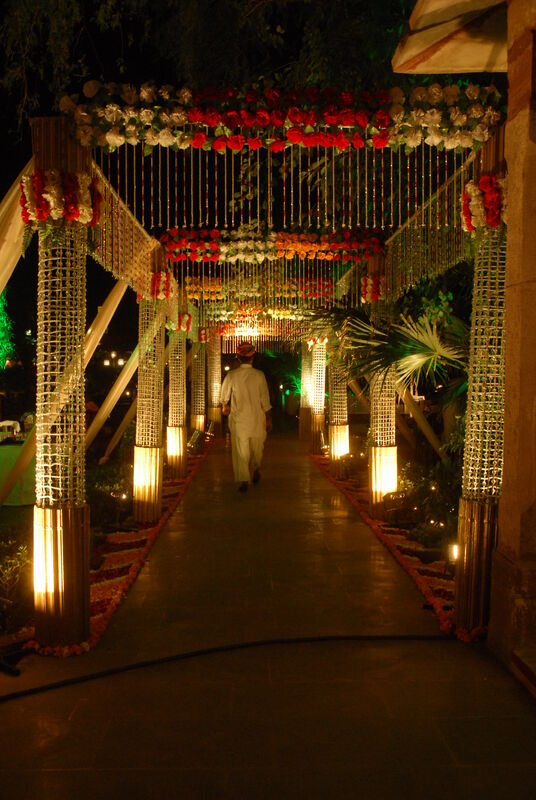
left=231, top=430, right=266, bottom=483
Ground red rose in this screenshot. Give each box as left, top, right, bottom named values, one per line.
left=191, top=131, right=207, bottom=148
left=288, top=106, right=305, bottom=125
left=479, top=175, right=497, bottom=193
left=304, top=86, right=320, bottom=103
left=375, top=89, right=390, bottom=106
left=227, top=134, right=245, bottom=151
left=355, top=110, right=370, bottom=129
left=270, top=109, right=286, bottom=126
left=209, top=240, right=219, bottom=251
left=210, top=228, right=220, bottom=238
left=188, top=107, right=204, bottom=124
left=203, top=108, right=221, bottom=127
left=212, top=136, right=228, bottom=152
left=160, top=232, right=169, bottom=243
left=318, top=131, right=335, bottom=147
left=371, top=130, right=390, bottom=148
left=302, top=109, right=317, bottom=127
left=269, top=139, right=286, bottom=153
left=352, top=131, right=365, bottom=149
left=199, top=229, right=208, bottom=238
left=303, top=132, right=321, bottom=147
left=484, top=188, right=501, bottom=210
left=247, top=136, right=263, bottom=150
left=223, top=110, right=241, bottom=129
left=287, top=126, right=304, bottom=144
left=333, top=132, right=350, bottom=150
left=340, top=90, right=354, bottom=105
left=285, top=89, right=299, bottom=103
left=255, top=109, right=271, bottom=128
left=245, top=89, right=259, bottom=104
left=265, top=88, right=281, bottom=106
left=240, top=109, right=256, bottom=128
left=339, top=108, right=356, bottom=127
left=323, top=105, right=339, bottom=125
left=210, top=253, right=219, bottom=262
left=374, top=109, right=391, bottom=129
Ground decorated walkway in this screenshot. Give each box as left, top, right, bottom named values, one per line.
left=1, top=432, right=535, bottom=798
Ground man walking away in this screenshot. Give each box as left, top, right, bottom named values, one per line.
left=221, top=341, right=272, bottom=493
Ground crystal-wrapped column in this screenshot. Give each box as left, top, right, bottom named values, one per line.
left=206, top=332, right=222, bottom=434
left=310, top=339, right=327, bottom=453
left=369, top=368, right=397, bottom=513
left=299, top=340, right=312, bottom=441
left=133, top=298, right=165, bottom=523
left=328, top=360, right=349, bottom=477
left=456, top=228, right=506, bottom=633
left=167, top=329, right=187, bottom=477
left=33, top=222, right=90, bottom=646
left=190, top=341, right=206, bottom=432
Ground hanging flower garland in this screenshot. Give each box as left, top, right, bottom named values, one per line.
left=20, top=169, right=103, bottom=252
left=60, top=79, right=503, bottom=154
left=361, top=275, right=384, bottom=303
left=161, top=226, right=384, bottom=265
left=150, top=271, right=175, bottom=300
left=461, top=174, right=507, bottom=233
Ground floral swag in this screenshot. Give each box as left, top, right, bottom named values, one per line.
left=60, top=80, right=503, bottom=155
left=20, top=169, right=103, bottom=252
left=461, top=174, right=507, bottom=233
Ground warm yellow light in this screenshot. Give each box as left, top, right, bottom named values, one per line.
left=167, top=425, right=185, bottom=458
left=133, top=446, right=160, bottom=494
left=111, top=351, right=117, bottom=359
left=117, top=358, right=125, bottom=366
left=329, top=424, right=349, bottom=459
left=190, top=414, right=205, bottom=433
left=449, top=543, right=459, bottom=562
left=126, top=390, right=131, bottom=396
left=235, top=325, right=259, bottom=338
left=103, top=359, right=110, bottom=366
left=33, top=506, right=64, bottom=614
left=224, top=365, right=230, bottom=372
left=370, top=446, right=397, bottom=504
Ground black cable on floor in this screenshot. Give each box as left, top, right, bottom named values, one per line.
left=0, top=631, right=455, bottom=704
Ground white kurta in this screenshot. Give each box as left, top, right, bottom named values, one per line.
left=221, top=364, right=271, bottom=482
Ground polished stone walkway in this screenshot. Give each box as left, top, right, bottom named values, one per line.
left=1, top=432, right=535, bottom=798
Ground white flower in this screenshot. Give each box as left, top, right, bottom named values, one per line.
left=410, top=107, right=425, bottom=124
left=83, top=80, right=102, bottom=99
left=389, top=103, right=405, bottom=124
left=74, top=105, right=92, bottom=125
left=77, top=173, right=93, bottom=224
left=122, top=106, right=137, bottom=121
left=424, top=126, right=443, bottom=147
left=42, top=169, right=63, bottom=221
left=121, top=84, right=138, bottom=105
left=96, top=132, right=108, bottom=148
left=105, top=127, right=126, bottom=148
left=21, top=176, right=36, bottom=221
left=389, top=86, right=406, bottom=105
left=104, top=103, right=122, bottom=124
left=178, top=86, right=193, bottom=104
left=405, top=128, right=423, bottom=148
left=158, top=111, right=171, bottom=125
left=444, top=132, right=461, bottom=150
left=482, top=107, right=501, bottom=126
left=471, top=123, right=489, bottom=143
left=427, top=83, right=444, bottom=104
left=169, top=109, right=189, bottom=127
left=465, top=84, right=480, bottom=101
left=423, top=108, right=443, bottom=127
left=467, top=103, right=484, bottom=119
left=409, top=86, right=428, bottom=106
left=76, top=126, right=94, bottom=147
left=139, top=108, right=155, bottom=125
left=59, top=95, right=76, bottom=113
left=449, top=107, right=467, bottom=126
left=125, top=125, right=139, bottom=145
left=443, top=85, right=461, bottom=106
left=458, top=130, right=474, bottom=148
left=158, top=128, right=176, bottom=147
left=140, top=83, right=156, bottom=103
left=159, top=85, right=174, bottom=101
left=176, top=133, right=192, bottom=149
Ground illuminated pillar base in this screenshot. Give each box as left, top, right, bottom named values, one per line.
left=329, top=424, right=349, bottom=479
left=311, top=413, right=325, bottom=454
left=190, top=413, right=205, bottom=433
left=455, top=497, right=498, bottom=633
left=166, top=426, right=187, bottom=478
left=299, top=406, right=311, bottom=441
left=133, top=445, right=163, bottom=524
left=207, top=406, right=222, bottom=436
left=369, top=445, right=398, bottom=517
left=33, top=504, right=90, bottom=646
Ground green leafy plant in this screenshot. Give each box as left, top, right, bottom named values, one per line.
left=0, top=540, right=31, bottom=632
